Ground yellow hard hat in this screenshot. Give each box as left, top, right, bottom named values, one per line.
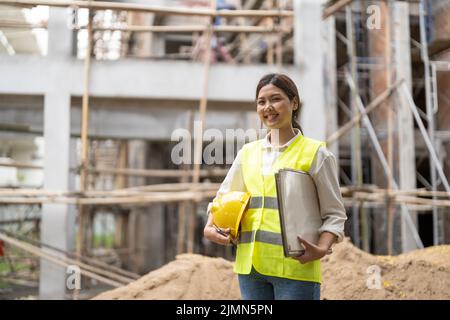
left=211, top=191, right=251, bottom=239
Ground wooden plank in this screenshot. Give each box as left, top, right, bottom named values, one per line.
left=0, top=163, right=229, bottom=178
left=87, top=167, right=228, bottom=178
left=176, top=201, right=187, bottom=254
left=77, top=10, right=93, bottom=262
left=0, top=182, right=220, bottom=196
left=0, top=161, right=42, bottom=169
left=115, top=141, right=128, bottom=190
left=128, top=211, right=138, bottom=273
left=1, top=187, right=449, bottom=205
left=0, top=232, right=126, bottom=288
left=0, top=0, right=294, bottom=17
left=189, top=0, right=215, bottom=253
left=76, top=25, right=290, bottom=33
left=411, top=38, right=450, bottom=62
left=80, top=13, right=93, bottom=192
left=266, top=0, right=274, bottom=65
left=177, top=111, right=194, bottom=255
left=323, top=0, right=354, bottom=19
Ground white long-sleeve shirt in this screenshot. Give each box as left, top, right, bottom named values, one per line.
left=208, top=129, right=347, bottom=242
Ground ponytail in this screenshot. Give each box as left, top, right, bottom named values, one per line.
left=292, top=115, right=303, bottom=135
left=291, top=98, right=303, bottom=135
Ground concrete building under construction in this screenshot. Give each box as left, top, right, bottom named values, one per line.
left=0, top=0, right=449, bottom=300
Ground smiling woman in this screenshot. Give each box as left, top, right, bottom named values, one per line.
left=256, top=74, right=303, bottom=143
left=203, top=73, right=347, bottom=300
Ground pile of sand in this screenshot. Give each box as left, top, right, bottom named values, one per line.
left=94, top=239, right=450, bottom=300
left=321, top=239, right=450, bottom=299
left=93, top=254, right=240, bottom=300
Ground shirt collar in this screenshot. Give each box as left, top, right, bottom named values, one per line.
left=262, top=128, right=301, bottom=150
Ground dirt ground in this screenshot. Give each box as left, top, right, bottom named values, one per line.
left=94, top=239, right=450, bottom=300
left=321, top=239, right=450, bottom=299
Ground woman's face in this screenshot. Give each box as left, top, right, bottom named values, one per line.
left=256, top=84, right=296, bottom=130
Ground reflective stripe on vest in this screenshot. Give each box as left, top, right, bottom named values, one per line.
left=239, top=230, right=283, bottom=246
left=248, top=196, right=278, bottom=210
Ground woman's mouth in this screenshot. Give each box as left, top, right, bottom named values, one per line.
left=264, top=114, right=279, bottom=122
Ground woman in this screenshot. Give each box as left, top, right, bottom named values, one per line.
left=203, top=73, right=347, bottom=300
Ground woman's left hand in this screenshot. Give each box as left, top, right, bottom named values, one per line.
left=294, top=236, right=330, bottom=264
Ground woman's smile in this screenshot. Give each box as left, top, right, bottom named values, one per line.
left=264, top=113, right=279, bottom=123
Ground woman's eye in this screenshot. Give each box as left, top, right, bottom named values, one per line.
left=257, top=101, right=265, bottom=105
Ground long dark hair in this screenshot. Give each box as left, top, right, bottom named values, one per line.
left=255, top=73, right=303, bottom=134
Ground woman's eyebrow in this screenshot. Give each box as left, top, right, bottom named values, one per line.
left=257, top=93, right=282, bottom=100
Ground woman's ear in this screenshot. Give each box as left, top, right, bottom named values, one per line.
left=292, top=97, right=299, bottom=110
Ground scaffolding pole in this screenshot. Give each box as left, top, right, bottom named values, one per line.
left=399, top=83, right=450, bottom=194
left=346, top=72, right=424, bottom=250
left=419, top=0, right=440, bottom=245
left=345, top=4, right=363, bottom=249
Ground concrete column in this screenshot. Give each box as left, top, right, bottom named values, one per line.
left=40, top=93, right=72, bottom=299
left=47, top=8, right=74, bottom=58
left=127, top=12, right=153, bottom=57
left=368, top=1, right=392, bottom=255
left=138, top=141, right=165, bottom=272
left=294, top=0, right=327, bottom=141
left=126, top=141, right=165, bottom=273
left=393, top=2, right=417, bottom=252
left=39, top=8, right=74, bottom=299
left=322, top=15, right=339, bottom=159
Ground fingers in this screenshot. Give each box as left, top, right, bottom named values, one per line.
left=214, top=227, right=232, bottom=246
left=297, top=236, right=311, bottom=249
left=296, top=252, right=317, bottom=264
left=204, top=226, right=231, bottom=246
left=217, top=227, right=230, bottom=235
left=215, top=233, right=231, bottom=246
left=296, top=253, right=308, bottom=264
left=213, top=225, right=230, bottom=237
left=295, top=247, right=332, bottom=264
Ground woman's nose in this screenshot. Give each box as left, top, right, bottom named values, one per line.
left=264, top=104, right=275, bottom=111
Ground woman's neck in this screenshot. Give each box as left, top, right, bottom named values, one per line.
left=269, top=126, right=297, bottom=146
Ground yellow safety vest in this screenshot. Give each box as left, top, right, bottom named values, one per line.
left=235, top=133, right=326, bottom=283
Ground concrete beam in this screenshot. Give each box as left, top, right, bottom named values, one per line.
left=0, top=98, right=256, bottom=140
left=0, top=54, right=301, bottom=102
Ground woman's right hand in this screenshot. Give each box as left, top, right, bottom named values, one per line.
left=203, top=212, right=232, bottom=246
